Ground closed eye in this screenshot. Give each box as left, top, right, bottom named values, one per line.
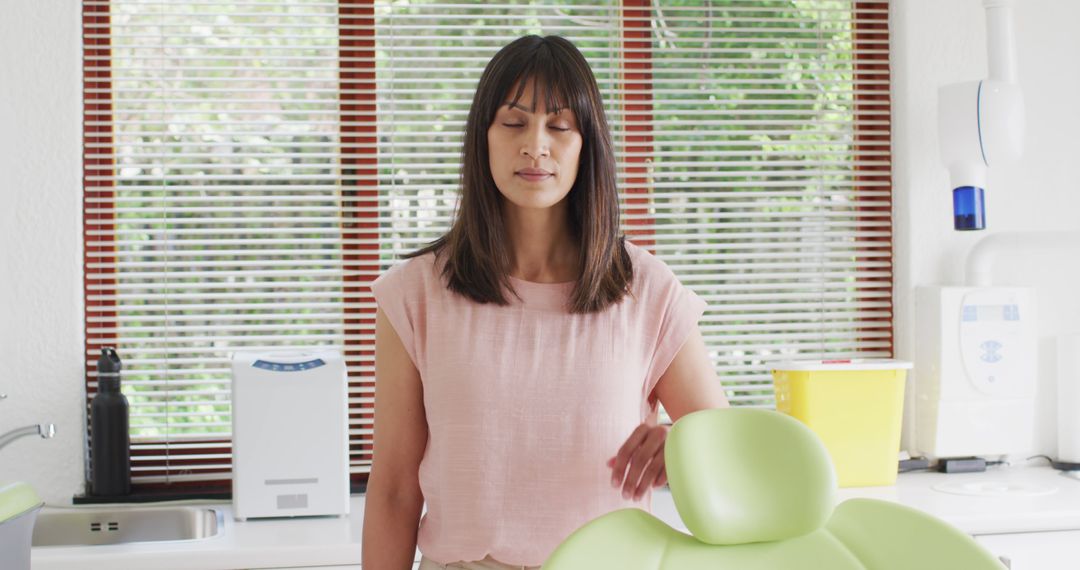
left=502, top=123, right=570, bottom=131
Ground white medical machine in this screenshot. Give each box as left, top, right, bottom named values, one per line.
left=915, top=286, right=1037, bottom=458
left=230, top=349, right=350, bottom=521
left=938, top=0, right=1024, bottom=231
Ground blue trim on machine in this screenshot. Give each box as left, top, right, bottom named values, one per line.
left=252, top=358, right=327, bottom=372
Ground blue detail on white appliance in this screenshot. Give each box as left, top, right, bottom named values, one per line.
left=959, top=291, right=1033, bottom=397
left=252, top=358, right=326, bottom=372
left=979, top=340, right=1003, bottom=363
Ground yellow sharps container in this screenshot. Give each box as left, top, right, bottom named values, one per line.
left=772, top=359, right=912, bottom=487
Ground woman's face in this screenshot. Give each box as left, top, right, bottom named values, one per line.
left=487, top=79, right=583, bottom=211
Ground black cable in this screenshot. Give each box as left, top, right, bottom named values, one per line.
left=1026, top=454, right=1080, bottom=471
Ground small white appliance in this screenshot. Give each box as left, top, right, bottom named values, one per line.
left=231, top=349, right=350, bottom=521
left=915, top=286, right=1037, bottom=458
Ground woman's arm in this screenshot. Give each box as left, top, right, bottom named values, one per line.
left=609, top=325, right=729, bottom=500
left=362, top=307, right=429, bottom=570
left=652, top=325, right=729, bottom=422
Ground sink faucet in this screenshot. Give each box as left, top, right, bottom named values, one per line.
left=0, top=392, right=57, bottom=453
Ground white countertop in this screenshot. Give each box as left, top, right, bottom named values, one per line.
left=31, top=465, right=1080, bottom=570
left=835, top=465, right=1080, bottom=536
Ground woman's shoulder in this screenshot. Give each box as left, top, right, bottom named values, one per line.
left=623, top=238, right=680, bottom=287
left=372, top=249, right=441, bottom=291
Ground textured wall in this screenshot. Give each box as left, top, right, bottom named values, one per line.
left=0, top=0, right=87, bottom=505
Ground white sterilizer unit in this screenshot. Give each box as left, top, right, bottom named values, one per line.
left=915, top=286, right=1037, bottom=458
left=231, top=349, right=350, bottom=521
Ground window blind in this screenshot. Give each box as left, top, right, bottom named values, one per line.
left=82, top=0, right=891, bottom=491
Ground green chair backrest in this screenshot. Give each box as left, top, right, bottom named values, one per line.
left=542, top=408, right=1004, bottom=570
left=0, top=482, right=41, bottom=524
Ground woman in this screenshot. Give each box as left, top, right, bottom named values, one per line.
left=363, top=35, right=729, bottom=570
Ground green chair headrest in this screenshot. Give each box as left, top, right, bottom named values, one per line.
left=664, top=408, right=836, bottom=545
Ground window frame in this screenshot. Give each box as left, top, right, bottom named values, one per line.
left=80, top=0, right=892, bottom=498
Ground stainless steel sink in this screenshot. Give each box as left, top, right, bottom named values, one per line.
left=31, top=505, right=224, bottom=547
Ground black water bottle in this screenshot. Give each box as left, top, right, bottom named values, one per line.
left=91, top=347, right=131, bottom=496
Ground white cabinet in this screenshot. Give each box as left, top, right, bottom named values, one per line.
left=975, top=530, right=1080, bottom=570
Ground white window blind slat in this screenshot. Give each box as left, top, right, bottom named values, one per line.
left=82, top=0, right=892, bottom=489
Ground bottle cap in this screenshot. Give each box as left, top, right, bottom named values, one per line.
left=98, top=347, right=122, bottom=376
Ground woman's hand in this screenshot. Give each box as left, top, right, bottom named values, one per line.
left=607, top=422, right=670, bottom=501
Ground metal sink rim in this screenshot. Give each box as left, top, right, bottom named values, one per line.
left=30, top=504, right=225, bottom=548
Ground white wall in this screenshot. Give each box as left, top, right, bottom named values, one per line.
left=0, top=1, right=87, bottom=504
left=891, top=0, right=1080, bottom=456
left=2, top=0, right=1078, bottom=503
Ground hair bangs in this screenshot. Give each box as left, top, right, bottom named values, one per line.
left=506, top=50, right=582, bottom=121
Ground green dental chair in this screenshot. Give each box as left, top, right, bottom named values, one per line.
left=543, top=408, right=1004, bottom=569
left=0, top=481, right=43, bottom=570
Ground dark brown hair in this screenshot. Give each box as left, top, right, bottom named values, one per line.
left=403, top=34, right=633, bottom=313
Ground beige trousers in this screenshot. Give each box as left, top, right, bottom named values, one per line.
left=418, top=554, right=542, bottom=570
